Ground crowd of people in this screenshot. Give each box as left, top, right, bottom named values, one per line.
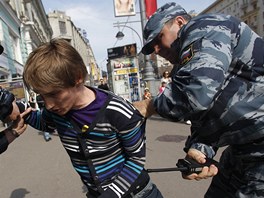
left=2, top=1, right=264, bottom=197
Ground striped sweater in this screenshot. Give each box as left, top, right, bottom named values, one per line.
left=26, top=89, right=147, bottom=197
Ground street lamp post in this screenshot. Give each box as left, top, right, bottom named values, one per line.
left=113, top=1, right=157, bottom=96
left=113, top=24, right=144, bottom=101
left=114, top=24, right=143, bottom=49
left=139, top=0, right=156, bottom=96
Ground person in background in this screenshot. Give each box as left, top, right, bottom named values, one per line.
left=0, top=43, right=28, bottom=154
left=28, top=92, right=37, bottom=109
left=158, top=81, right=166, bottom=94
left=23, top=39, right=163, bottom=198
left=160, top=71, right=171, bottom=84
left=36, top=94, right=52, bottom=142
left=97, top=77, right=109, bottom=91
left=134, top=2, right=264, bottom=197
left=143, top=87, right=152, bottom=100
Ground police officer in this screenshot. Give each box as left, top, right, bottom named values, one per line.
left=134, top=2, right=264, bottom=197
left=0, top=44, right=28, bottom=154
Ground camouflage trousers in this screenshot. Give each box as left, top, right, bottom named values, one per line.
left=205, top=145, right=264, bottom=198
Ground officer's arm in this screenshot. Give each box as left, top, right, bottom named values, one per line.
left=133, top=99, right=157, bottom=118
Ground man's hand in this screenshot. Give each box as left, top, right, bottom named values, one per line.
left=133, top=99, right=157, bottom=118
left=11, top=108, right=31, bottom=136
left=4, top=108, right=31, bottom=143
left=182, top=148, right=218, bottom=181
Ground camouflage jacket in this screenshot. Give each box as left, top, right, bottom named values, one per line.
left=153, top=14, right=264, bottom=156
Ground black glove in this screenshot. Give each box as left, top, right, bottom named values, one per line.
left=0, top=88, right=15, bottom=121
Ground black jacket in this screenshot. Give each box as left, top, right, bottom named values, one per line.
left=0, top=88, right=15, bottom=153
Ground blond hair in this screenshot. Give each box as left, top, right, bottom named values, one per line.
left=23, top=39, right=88, bottom=92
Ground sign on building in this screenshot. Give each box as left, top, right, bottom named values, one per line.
left=107, top=43, right=141, bottom=102
left=0, top=80, right=25, bottom=101
left=113, top=0, right=136, bottom=17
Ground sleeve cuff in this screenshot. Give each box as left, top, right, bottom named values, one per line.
left=190, top=143, right=216, bottom=158
left=0, top=133, right=9, bottom=154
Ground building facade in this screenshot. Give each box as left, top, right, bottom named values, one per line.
left=0, top=0, right=52, bottom=82
left=47, top=10, right=98, bottom=86
left=201, top=0, right=264, bottom=38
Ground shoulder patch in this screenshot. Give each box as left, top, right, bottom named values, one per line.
left=180, top=45, right=193, bottom=65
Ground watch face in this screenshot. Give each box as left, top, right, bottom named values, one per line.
left=0, top=44, right=3, bottom=55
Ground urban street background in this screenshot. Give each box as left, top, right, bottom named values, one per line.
left=0, top=116, right=223, bottom=198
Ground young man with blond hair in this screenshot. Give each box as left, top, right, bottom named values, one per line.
left=23, top=39, right=163, bottom=198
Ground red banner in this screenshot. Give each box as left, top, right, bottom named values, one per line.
left=145, top=0, right=157, bottom=19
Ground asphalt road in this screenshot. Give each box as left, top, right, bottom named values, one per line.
left=0, top=117, right=222, bottom=198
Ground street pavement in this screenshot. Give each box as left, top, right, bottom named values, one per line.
left=0, top=116, right=222, bottom=198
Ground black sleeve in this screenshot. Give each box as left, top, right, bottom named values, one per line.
left=0, top=132, right=8, bottom=154
left=0, top=88, right=15, bottom=121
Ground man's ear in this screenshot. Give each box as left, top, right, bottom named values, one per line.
left=75, top=78, right=83, bottom=86
left=175, top=16, right=187, bottom=28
